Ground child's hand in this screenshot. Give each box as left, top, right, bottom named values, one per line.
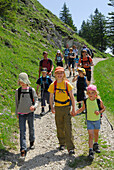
left=70, top=109, right=75, bottom=117
left=30, top=106, right=35, bottom=112
left=51, top=108, right=55, bottom=114
left=95, top=110, right=99, bottom=115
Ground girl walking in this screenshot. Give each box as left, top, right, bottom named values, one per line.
left=15, top=72, right=38, bottom=158
left=48, top=66, right=75, bottom=155
left=73, top=85, right=105, bottom=160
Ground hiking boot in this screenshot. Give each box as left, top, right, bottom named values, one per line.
left=88, top=149, right=94, bottom=160
left=93, top=143, right=101, bottom=153
left=68, top=149, right=75, bottom=155
left=30, top=141, right=35, bottom=149
left=69, top=72, right=71, bottom=77
left=59, top=145, right=65, bottom=150
left=20, top=150, right=26, bottom=159
left=40, top=111, right=45, bottom=116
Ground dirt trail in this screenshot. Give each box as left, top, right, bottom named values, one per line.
left=0, top=58, right=114, bottom=170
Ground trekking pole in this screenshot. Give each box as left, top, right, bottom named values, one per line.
left=104, top=114, right=113, bottom=130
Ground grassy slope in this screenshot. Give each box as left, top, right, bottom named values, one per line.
left=93, top=58, right=114, bottom=115
left=0, top=0, right=109, bottom=149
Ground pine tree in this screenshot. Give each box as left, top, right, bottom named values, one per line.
left=59, top=3, right=77, bottom=32
left=79, top=8, right=108, bottom=52
left=107, top=0, right=114, bottom=54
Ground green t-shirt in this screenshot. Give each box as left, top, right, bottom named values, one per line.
left=87, top=98, right=100, bottom=121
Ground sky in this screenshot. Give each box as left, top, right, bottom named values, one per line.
left=38, top=0, right=113, bottom=30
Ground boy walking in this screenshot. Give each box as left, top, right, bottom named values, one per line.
left=36, top=68, right=53, bottom=116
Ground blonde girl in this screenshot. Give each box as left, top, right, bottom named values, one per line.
left=73, top=85, right=105, bottom=160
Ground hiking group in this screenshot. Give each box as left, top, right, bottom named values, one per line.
left=15, top=45, right=105, bottom=161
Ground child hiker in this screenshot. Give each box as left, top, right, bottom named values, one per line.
left=15, top=72, right=38, bottom=158
left=72, top=85, right=105, bottom=160
left=36, top=68, right=53, bottom=116
left=48, top=66, right=75, bottom=155
left=72, top=68, right=88, bottom=109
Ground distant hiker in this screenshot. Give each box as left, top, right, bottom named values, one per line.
left=72, top=45, right=79, bottom=70
left=73, top=85, right=105, bottom=160
left=82, top=45, right=92, bottom=57
left=78, top=49, right=94, bottom=84
left=15, top=72, right=38, bottom=159
left=63, top=44, right=69, bottom=69
left=36, top=68, right=53, bottom=116
left=39, top=51, right=54, bottom=77
left=48, top=66, right=75, bottom=155
left=55, top=50, right=64, bottom=67
left=72, top=68, right=88, bottom=109
left=68, top=48, right=76, bottom=77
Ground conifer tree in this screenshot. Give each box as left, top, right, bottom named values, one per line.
left=59, top=3, right=77, bottom=32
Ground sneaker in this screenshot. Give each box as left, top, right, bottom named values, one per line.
left=88, top=150, right=94, bottom=160
left=30, top=141, right=35, bottom=149
left=93, top=143, right=101, bottom=153
left=40, top=111, right=45, bottom=116
left=20, top=150, right=26, bottom=159
left=59, top=145, right=65, bottom=150
left=68, top=149, right=75, bottom=155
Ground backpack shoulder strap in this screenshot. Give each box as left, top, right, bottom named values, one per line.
left=65, top=81, right=70, bottom=97
left=29, top=87, right=34, bottom=105
left=88, top=56, right=90, bottom=64
left=97, top=98, right=101, bottom=111
left=18, top=87, right=22, bottom=104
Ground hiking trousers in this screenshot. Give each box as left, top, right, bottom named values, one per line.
left=55, top=106, right=75, bottom=150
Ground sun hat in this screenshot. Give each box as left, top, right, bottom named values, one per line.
left=55, top=66, right=64, bottom=73
left=87, top=85, right=97, bottom=91
left=57, top=50, right=60, bottom=53
left=18, top=72, right=31, bottom=84
left=41, top=68, right=47, bottom=72
left=77, top=68, right=86, bottom=75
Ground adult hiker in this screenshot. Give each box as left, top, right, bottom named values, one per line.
left=15, top=72, right=38, bottom=159
left=36, top=68, right=53, bottom=116
left=72, top=68, right=88, bottom=109
left=68, top=48, right=76, bottom=77
left=48, top=66, right=75, bottom=155
left=82, top=45, right=92, bottom=57
left=78, top=49, right=94, bottom=84
left=63, top=44, right=69, bottom=69
left=39, top=51, right=54, bottom=78
left=55, top=50, right=64, bottom=67
left=72, top=44, right=79, bottom=71
left=73, top=85, right=105, bottom=160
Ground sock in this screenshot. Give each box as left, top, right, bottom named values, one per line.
left=94, top=142, right=98, bottom=145
left=42, top=107, right=44, bottom=112
left=49, top=105, right=51, bottom=110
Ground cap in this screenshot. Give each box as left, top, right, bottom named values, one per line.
left=18, top=72, right=31, bottom=84
left=55, top=66, right=64, bottom=73
left=87, top=85, right=97, bottom=91
left=77, top=68, right=86, bottom=75
left=57, top=50, right=60, bottom=53
left=41, top=68, right=47, bottom=72
left=43, top=51, right=48, bottom=55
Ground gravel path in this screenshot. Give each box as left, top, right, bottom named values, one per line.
left=0, top=58, right=114, bottom=170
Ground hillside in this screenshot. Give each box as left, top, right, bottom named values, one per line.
left=0, top=0, right=107, bottom=113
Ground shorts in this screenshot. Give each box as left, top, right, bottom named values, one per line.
left=86, top=70, right=91, bottom=81
left=87, top=120, right=100, bottom=130
left=77, top=90, right=86, bottom=102
left=41, top=91, right=50, bottom=106
left=57, top=61, right=63, bottom=67
left=68, top=61, right=75, bottom=68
